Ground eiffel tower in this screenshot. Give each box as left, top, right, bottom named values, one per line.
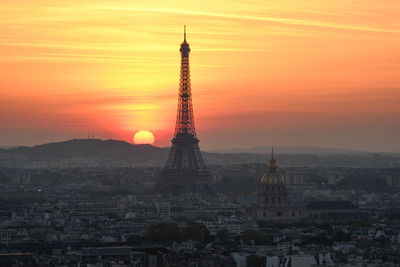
left=156, top=26, right=213, bottom=195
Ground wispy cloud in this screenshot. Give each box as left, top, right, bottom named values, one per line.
left=97, top=6, right=399, bottom=33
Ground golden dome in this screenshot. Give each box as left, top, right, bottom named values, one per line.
left=261, top=173, right=285, bottom=184
left=260, top=147, right=285, bottom=184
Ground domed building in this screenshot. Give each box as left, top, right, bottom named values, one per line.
left=256, top=149, right=304, bottom=222
left=258, top=149, right=288, bottom=209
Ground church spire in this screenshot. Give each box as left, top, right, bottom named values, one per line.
left=184, top=25, right=186, bottom=42
left=269, top=146, right=277, bottom=172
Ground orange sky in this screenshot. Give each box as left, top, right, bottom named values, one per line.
left=1, top=0, right=399, bottom=152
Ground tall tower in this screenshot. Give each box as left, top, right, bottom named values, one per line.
left=156, top=26, right=213, bottom=195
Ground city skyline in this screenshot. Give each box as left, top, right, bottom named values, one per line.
left=1, top=0, right=400, bottom=152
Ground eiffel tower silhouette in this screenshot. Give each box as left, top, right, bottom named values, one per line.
left=156, top=26, right=213, bottom=195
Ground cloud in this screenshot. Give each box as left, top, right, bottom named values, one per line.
left=97, top=6, right=399, bottom=34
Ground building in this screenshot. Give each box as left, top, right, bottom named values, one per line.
left=306, top=200, right=366, bottom=222
left=77, top=247, right=143, bottom=265
left=256, top=149, right=304, bottom=221
left=385, top=169, right=400, bottom=187
left=258, top=150, right=288, bottom=209
left=156, top=202, right=171, bottom=219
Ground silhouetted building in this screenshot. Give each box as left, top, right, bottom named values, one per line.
left=385, top=169, right=400, bottom=187
left=258, top=149, right=288, bottom=209
left=307, top=200, right=366, bottom=221
left=256, top=149, right=304, bottom=221
left=156, top=27, right=213, bottom=195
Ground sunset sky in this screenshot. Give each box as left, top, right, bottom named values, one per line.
left=1, top=0, right=399, bottom=152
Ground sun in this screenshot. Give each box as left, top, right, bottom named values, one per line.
left=133, top=130, right=155, bottom=145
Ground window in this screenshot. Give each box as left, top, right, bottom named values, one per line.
left=263, top=212, right=266, bottom=217
left=278, top=197, right=281, bottom=203
left=277, top=211, right=282, bottom=216
left=292, top=211, right=295, bottom=217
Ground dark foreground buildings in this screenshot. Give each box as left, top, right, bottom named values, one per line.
left=156, top=27, right=213, bottom=195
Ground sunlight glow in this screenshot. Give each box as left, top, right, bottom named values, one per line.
left=133, top=130, right=155, bottom=145
left=1, top=0, right=399, bottom=151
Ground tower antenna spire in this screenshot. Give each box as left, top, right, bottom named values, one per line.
left=184, top=25, right=186, bottom=41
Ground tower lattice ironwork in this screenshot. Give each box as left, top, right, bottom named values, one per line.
left=156, top=26, right=213, bottom=194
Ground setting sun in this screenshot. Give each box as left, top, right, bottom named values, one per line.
left=133, top=130, right=155, bottom=145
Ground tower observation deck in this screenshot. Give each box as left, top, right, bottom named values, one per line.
left=156, top=26, right=213, bottom=195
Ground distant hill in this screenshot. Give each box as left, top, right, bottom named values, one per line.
left=11, top=139, right=162, bottom=157
left=0, top=146, right=16, bottom=150
left=0, top=139, right=168, bottom=168
left=0, top=139, right=398, bottom=169
left=208, top=146, right=371, bottom=155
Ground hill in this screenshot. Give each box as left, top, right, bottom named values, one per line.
left=0, top=139, right=168, bottom=168
left=0, top=139, right=398, bottom=169
left=208, top=146, right=370, bottom=155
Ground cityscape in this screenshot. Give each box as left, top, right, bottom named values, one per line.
left=1, top=1, right=400, bottom=267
